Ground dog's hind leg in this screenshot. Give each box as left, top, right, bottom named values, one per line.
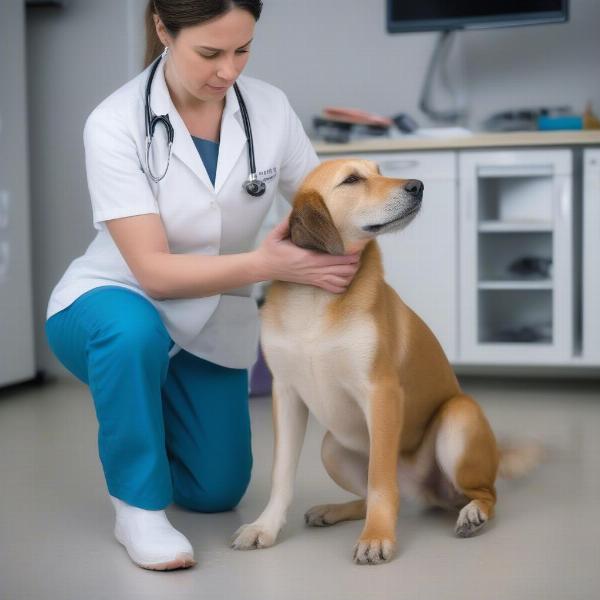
left=434, top=394, right=499, bottom=538
left=304, top=431, right=368, bottom=527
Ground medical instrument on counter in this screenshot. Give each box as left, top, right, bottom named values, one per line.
left=144, top=48, right=266, bottom=196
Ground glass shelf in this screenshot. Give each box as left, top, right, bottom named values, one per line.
left=478, top=280, right=553, bottom=290
left=478, top=232, right=553, bottom=282
left=478, top=289, right=553, bottom=344
left=478, top=176, right=553, bottom=224
left=478, top=221, right=553, bottom=233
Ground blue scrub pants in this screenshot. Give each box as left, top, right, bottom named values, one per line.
left=45, top=286, right=253, bottom=511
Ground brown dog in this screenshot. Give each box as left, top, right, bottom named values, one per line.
left=231, top=158, right=541, bottom=564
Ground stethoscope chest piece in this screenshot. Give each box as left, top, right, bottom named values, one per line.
left=244, top=175, right=266, bottom=197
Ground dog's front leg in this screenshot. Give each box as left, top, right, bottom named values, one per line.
left=353, top=384, right=404, bottom=565
left=231, top=381, right=308, bottom=550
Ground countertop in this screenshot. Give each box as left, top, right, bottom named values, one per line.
left=312, top=130, right=600, bottom=154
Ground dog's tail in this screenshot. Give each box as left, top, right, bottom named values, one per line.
left=496, top=438, right=548, bottom=480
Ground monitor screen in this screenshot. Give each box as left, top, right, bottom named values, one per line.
left=387, top=0, right=569, bottom=33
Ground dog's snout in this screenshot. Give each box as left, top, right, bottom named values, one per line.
left=404, top=179, right=424, bottom=196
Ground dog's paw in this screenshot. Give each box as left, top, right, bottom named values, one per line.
left=455, top=501, right=488, bottom=538
left=304, top=504, right=340, bottom=527
left=230, top=523, right=277, bottom=550
left=352, top=537, right=396, bottom=565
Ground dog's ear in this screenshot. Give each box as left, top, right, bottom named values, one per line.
left=289, top=189, right=345, bottom=255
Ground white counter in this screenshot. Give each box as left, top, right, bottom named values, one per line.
left=313, top=130, right=600, bottom=155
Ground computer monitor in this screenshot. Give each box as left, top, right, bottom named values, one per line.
left=387, top=1, right=569, bottom=123
left=387, top=1, right=569, bottom=34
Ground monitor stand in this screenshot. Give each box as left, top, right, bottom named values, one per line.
left=419, top=30, right=467, bottom=125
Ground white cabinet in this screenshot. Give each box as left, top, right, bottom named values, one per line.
left=0, top=0, right=36, bottom=387
left=583, top=149, right=600, bottom=363
left=318, top=151, right=458, bottom=361
left=458, top=150, right=573, bottom=364
left=314, top=142, right=600, bottom=370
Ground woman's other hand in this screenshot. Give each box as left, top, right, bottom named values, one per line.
left=254, top=215, right=361, bottom=294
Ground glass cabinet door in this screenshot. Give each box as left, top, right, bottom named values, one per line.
left=459, top=150, right=573, bottom=365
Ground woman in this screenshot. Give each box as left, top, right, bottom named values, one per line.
left=45, top=0, right=360, bottom=571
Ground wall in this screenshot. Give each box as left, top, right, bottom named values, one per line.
left=27, top=0, right=599, bottom=376
left=27, top=1, right=134, bottom=376
left=244, top=0, right=600, bottom=130
left=462, top=0, right=600, bottom=127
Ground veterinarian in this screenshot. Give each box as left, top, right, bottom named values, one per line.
left=45, top=0, right=360, bottom=571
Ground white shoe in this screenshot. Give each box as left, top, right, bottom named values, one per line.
left=110, top=495, right=196, bottom=570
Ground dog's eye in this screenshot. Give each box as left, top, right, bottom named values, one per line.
left=342, top=174, right=362, bottom=185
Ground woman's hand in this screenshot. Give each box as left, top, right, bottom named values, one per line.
left=254, top=214, right=361, bottom=294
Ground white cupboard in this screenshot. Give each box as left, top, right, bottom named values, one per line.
left=458, top=150, right=573, bottom=364
left=0, top=0, right=36, bottom=387
left=318, top=152, right=459, bottom=361
left=316, top=143, right=600, bottom=370
left=583, top=149, right=600, bottom=363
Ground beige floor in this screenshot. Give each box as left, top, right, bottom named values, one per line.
left=0, top=374, right=599, bottom=600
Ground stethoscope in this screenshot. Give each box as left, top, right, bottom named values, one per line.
left=144, top=48, right=266, bottom=197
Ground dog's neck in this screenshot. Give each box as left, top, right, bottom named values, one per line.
left=334, top=240, right=384, bottom=305
left=269, top=240, right=384, bottom=310
left=344, top=239, right=372, bottom=255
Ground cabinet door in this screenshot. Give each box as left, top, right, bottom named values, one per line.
left=318, top=151, right=458, bottom=362
left=0, top=0, right=36, bottom=386
left=583, top=149, right=600, bottom=363
left=459, top=150, right=573, bottom=365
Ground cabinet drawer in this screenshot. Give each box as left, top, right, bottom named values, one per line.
left=318, top=151, right=456, bottom=181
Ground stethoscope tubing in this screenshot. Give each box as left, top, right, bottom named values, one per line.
left=232, top=83, right=256, bottom=178
left=144, top=49, right=264, bottom=196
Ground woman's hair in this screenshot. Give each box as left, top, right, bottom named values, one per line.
left=144, top=0, right=263, bottom=68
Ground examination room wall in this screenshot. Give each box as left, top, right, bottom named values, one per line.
left=28, top=0, right=600, bottom=378
left=246, top=0, right=600, bottom=132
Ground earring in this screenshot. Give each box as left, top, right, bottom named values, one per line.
left=161, top=46, right=168, bottom=58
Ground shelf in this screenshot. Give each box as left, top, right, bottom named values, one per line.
left=25, top=1, right=65, bottom=7
left=478, top=232, right=553, bottom=282
left=478, top=280, right=553, bottom=290
left=478, top=176, right=554, bottom=224
left=478, top=221, right=553, bottom=232
left=478, top=289, right=553, bottom=344
left=477, top=340, right=553, bottom=347
left=477, top=165, right=554, bottom=178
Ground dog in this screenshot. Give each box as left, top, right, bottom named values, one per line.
left=231, top=158, right=542, bottom=565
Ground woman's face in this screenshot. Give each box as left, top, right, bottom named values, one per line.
left=155, top=7, right=255, bottom=104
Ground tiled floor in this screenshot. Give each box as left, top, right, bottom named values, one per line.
left=1, top=375, right=599, bottom=600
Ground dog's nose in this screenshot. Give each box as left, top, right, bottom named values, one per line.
left=404, top=179, right=424, bottom=196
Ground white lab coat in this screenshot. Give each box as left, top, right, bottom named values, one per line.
left=46, top=58, right=319, bottom=369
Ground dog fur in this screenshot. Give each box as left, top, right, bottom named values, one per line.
left=231, top=158, right=541, bottom=564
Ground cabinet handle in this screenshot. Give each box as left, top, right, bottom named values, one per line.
left=465, top=188, right=473, bottom=222
left=559, top=180, right=570, bottom=222
left=0, top=241, right=10, bottom=282
left=0, top=190, right=9, bottom=230
left=378, top=159, right=419, bottom=172
left=477, top=164, right=554, bottom=178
